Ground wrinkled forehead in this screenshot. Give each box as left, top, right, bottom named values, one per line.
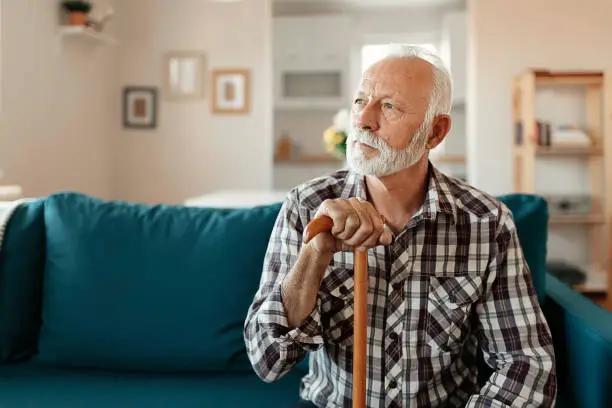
left=356, top=58, right=434, bottom=102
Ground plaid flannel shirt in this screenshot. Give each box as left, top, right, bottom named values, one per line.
left=244, top=164, right=556, bottom=408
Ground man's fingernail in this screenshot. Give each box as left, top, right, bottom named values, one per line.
left=357, top=247, right=366, bottom=252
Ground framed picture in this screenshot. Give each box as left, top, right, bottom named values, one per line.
left=211, top=69, right=250, bottom=114
left=123, top=87, right=157, bottom=129
left=163, top=51, right=205, bottom=100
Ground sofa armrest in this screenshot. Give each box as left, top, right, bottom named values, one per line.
left=542, top=273, right=612, bottom=408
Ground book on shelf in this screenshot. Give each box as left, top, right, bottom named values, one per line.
left=551, top=125, right=591, bottom=146
left=536, top=121, right=551, bottom=146
left=515, top=121, right=592, bottom=147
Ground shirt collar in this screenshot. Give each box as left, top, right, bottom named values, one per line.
left=423, top=163, right=457, bottom=223
left=341, top=162, right=457, bottom=224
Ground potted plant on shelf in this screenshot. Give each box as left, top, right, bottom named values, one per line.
left=61, top=0, right=92, bottom=26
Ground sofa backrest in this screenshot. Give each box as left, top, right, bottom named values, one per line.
left=497, top=194, right=549, bottom=304
left=0, top=199, right=46, bottom=364
left=0, top=192, right=549, bottom=372
left=0, top=192, right=282, bottom=372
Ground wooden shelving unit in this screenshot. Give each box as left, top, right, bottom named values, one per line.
left=513, top=69, right=612, bottom=294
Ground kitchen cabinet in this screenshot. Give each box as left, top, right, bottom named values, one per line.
left=273, top=15, right=351, bottom=110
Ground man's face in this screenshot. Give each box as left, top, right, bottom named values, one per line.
left=346, top=57, right=435, bottom=177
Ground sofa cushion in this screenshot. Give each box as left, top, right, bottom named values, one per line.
left=36, top=192, right=282, bottom=372
left=0, top=200, right=46, bottom=363
left=0, top=362, right=305, bottom=408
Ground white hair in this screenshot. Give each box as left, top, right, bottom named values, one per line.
left=384, top=43, right=453, bottom=118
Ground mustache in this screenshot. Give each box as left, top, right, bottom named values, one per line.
left=348, top=128, right=389, bottom=150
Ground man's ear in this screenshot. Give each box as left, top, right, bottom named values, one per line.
left=427, top=114, right=452, bottom=149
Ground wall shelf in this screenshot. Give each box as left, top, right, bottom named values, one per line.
left=274, top=155, right=343, bottom=165
left=574, top=280, right=608, bottom=294
left=59, top=26, right=117, bottom=45
left=535, top=145, right=603, bottom=157
left=549, top=214, right=605, bottom=225
left=515, top=145, right=604, bottom=157
left=573, top=265, right=608, bottom=294
left=534, top=70, right=604, bottom=86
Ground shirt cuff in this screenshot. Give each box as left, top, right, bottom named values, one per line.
left=257, top=283, right=323, bottom=348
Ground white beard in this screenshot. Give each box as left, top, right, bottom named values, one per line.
left=346, top=116, right=433, bottom=177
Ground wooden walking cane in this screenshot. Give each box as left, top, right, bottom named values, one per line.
left=303, top=215, right=368, bottom=408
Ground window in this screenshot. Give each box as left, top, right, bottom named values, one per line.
left=360, top=43, right=438, bottom=73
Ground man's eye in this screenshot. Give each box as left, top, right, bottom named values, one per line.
left=383, top=102, right=393, bottom=109
left=354, top=98, right=365, bottom=105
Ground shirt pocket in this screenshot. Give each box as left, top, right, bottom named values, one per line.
left=425, top=275, right=483, bottom=353
left=319, top=266, right=354, bottom=346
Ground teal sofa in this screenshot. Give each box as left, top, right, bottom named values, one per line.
left=0, top=191, right=608, bottom=407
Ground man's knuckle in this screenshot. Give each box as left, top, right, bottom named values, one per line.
left=361, top=223, right=373, bottom=235
left=319, top=200, right=331, bottom=212
left=334, top=214, right=347, bottom=229
left=365, top=238, right=378, bottom=247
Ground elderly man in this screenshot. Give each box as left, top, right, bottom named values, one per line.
left=244, top=44, right=556, bottom=408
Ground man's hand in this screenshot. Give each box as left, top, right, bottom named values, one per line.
left=281, top=198, right=392, bottom=328
left=308, top=198, right=393, bottom=256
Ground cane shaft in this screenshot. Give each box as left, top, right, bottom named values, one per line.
left=352, top=250, right=368, bottom=408
left=303, top=215, right=368, bottom=408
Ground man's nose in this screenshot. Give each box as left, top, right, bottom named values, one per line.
left=357, top=107, right=379, bottom=132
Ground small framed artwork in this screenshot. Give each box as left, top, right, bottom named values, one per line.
left=123, top=87, right=158, bottom=129
left=211, top=69, right=250, bottom=114
left=163, top=51, right=205, bottom=100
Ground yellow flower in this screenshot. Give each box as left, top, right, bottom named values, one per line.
left=323, top=126, right=337, bottom=144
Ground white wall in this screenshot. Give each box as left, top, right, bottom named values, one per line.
left=0, top=0, right=117, bottom=199
left=467, top=0, right=612, bottom=195
left=114, top=0, right=273, bottom=204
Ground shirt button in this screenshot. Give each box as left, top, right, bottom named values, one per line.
left=339, top=286, right=350, bottom=296
left=389, top=379, right=398, bottom=389
left=389, top=332, right=399, bottom=342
